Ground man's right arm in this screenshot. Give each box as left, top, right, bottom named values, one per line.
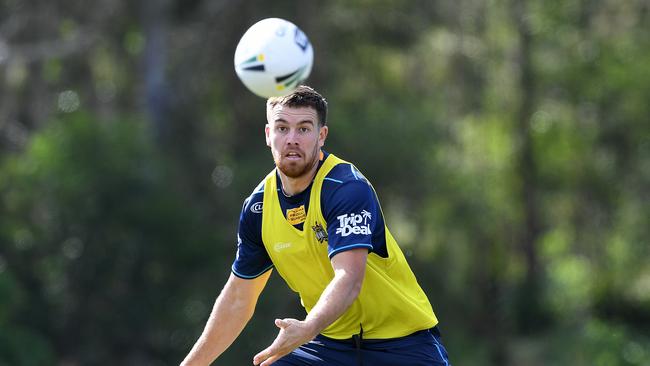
left=181, top=270, right=272, bottom=366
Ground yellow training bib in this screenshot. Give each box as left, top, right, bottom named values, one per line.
left=261, top=154, right=438, bottom=339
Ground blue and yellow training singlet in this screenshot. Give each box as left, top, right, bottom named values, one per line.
left=233, top=153, right=437, bottom=339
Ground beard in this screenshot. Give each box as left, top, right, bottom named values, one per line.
left=274, top=147, right=319, bottom=178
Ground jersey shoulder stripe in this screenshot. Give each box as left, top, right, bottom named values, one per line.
left=323, top=177, right=343, bottom=184
left=328, top=243, right=374, bottom=259
left=231, top=263, right=273, bottom=279
left=324, top=162, right=370, bottom=186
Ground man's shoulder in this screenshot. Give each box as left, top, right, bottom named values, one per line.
left=321, top=159, right=375, bottom=207
left=324, top=158, right=370, bottom=186
left=241, top=177, right=267, bottom=215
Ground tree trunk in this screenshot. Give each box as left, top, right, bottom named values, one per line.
left=513, top=0, right=546, bottom=334
left=142, top=0, right=171, bottom=145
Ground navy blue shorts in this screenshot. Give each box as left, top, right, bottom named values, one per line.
left=274, top=327, right=451, bottom=366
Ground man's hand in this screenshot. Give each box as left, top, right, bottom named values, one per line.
left=253, top=249, right=368, bottom=365
left=252, top=318, right=317, bottom=366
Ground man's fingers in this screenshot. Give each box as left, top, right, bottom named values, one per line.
left=275, top=318, right=289, bottom=329
left=253, top=346, right=273, bottom=365
left=255, top=318, right=301, bottom=365
left=254, top=347, right=284, bottom=366
left=260, top=355, right=281, bottom=366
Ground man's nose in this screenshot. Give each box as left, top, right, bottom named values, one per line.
left=286, top=129, right=299, bottom=144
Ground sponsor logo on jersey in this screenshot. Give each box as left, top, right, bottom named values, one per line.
left=286, top=205, right=307, bottom=225
left=335, top=210, right=372, bottom=237
left=273, top=242, right=292, bottom=252
left=250, top=201, right=263, bottom=213
left=350, top=166, right=367, bottom=182
left=312, top=222, right=328, bottom=243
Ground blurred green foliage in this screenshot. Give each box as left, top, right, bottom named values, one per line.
left=1, top=0, right=649, bottom=365
left=0, top=115, right=228, bottom=364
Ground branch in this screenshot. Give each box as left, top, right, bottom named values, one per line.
left=0, top=30, right=97, bottom=65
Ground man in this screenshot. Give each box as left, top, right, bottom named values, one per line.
left=181, top=86, right=451, bottom=366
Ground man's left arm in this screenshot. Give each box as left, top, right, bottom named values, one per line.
left=252, top=248, right=368, bottom=366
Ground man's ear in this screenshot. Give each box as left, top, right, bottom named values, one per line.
left=318, top=125, right=328, bottom=147
left=265, top=124, right=271, bottom=147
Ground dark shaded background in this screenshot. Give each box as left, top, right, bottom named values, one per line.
left=1, top=0, right=649, bottom=365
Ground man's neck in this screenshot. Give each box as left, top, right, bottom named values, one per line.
left=277, top=155, right=321, bottom=197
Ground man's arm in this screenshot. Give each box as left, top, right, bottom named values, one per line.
left=181, top=270, right=272, bottom=366
left=252, top=248, right=368, bottom=366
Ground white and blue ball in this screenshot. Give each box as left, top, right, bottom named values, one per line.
left=234, top=18, right=314, bottom=98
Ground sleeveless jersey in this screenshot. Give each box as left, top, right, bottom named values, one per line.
left=260, top=153, right=437, bottom=339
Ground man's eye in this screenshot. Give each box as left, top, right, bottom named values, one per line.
left=300, top=127, right=310, bottom=133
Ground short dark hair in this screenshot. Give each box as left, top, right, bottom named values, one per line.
left=266, top=85, right=328, bottom=126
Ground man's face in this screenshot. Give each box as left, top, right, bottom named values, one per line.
left=265, top=105, right=328, bottom=178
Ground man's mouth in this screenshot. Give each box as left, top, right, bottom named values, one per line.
left=285, top=151, right=302, bottom=160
